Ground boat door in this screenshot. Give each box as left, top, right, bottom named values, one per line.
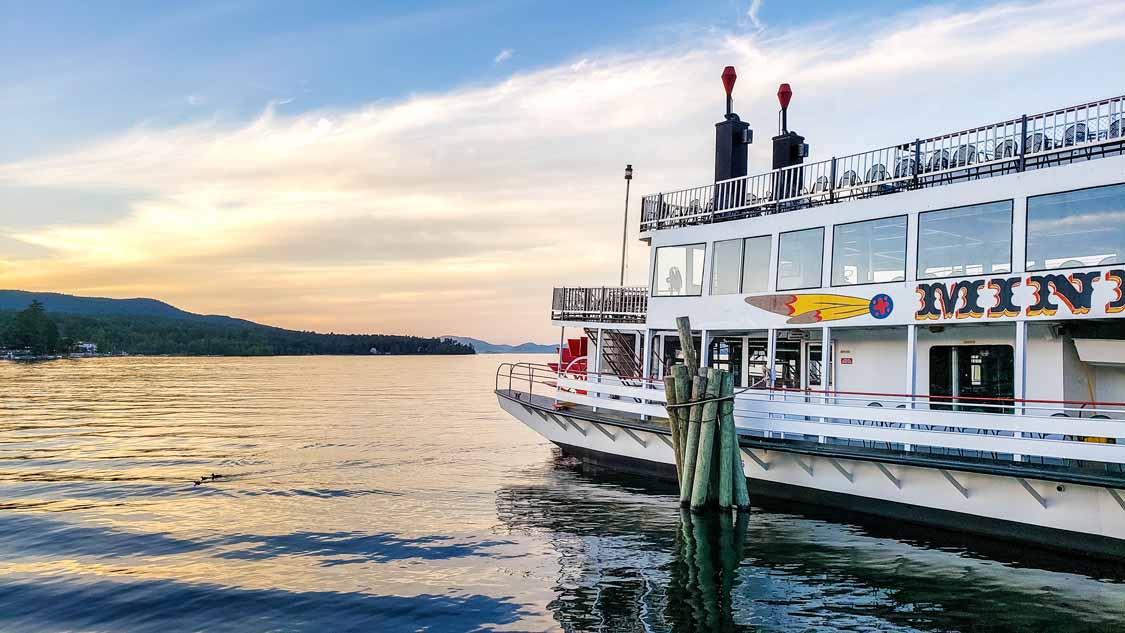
left=929, top=344, right=1014, bottom=413
left=802, top=341, right=832, bottom=391
left=774, top=341, right=802, bottom=389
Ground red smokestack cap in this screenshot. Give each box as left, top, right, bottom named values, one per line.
left=777, top=83, right=793, bottom=110
left=721, top=66, right=737, bottom=97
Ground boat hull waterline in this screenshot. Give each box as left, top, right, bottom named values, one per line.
left=497, top=390, right=1125, bottom=559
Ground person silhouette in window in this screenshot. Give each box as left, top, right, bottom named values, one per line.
left=667, top=266, right=683, bottom=295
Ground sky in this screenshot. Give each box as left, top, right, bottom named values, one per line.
left=2, top=0, right=1125, bottom=344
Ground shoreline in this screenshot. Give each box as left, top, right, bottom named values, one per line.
left=1, top=351, right=496, bottom=362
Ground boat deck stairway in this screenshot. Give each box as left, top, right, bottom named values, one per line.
left=584, top=328, right=643, bottom=386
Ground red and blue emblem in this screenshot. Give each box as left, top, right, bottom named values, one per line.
left=869, top=293, right=893, bottom=319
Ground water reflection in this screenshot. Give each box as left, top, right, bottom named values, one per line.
left=1, top=356, right=1123, bottom=632
left=665, top=510, right=748, bottom=632
left=497, top=462, right=1125, bottom=632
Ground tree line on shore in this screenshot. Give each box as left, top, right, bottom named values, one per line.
left=0, top=301, right=474, bottom=356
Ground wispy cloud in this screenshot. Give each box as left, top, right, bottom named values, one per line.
left=493, top=48, right=513, bottom=64
left=746, top=0, right=764, bottom=30
left=1, top=0, right=1124, bottom=342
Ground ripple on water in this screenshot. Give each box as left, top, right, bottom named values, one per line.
left=0, top=355, right=1122, bottom=633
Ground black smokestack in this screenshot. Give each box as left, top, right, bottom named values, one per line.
left=715, top=66, right=752, bottom=183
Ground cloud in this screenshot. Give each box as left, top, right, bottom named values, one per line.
left=1, top=0, right=1124, bottom=342
left=746, top=0, right=764, bottom=30
left=493, top=48, right=513, bottom=64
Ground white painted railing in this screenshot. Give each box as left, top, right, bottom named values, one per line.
left=640, top=94, right=1125, bottom=231
left=553, top=377, right=1125, bottom=466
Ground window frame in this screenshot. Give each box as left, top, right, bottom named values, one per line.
left=830, top=214, right=909, bottom=287
left=776, top=226, right=826, bottom=291
left=1025, top=181, right=1125, bottom=273
left=915, top=199, right=1014, bottom=281
left=740, top=234, right=773, bottom=294
left=709, top=237, right=746, bottom=296
left=651, top=242, right=708, bottom=298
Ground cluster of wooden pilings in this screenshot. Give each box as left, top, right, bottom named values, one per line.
left=663, top=317, right=751, bottom=514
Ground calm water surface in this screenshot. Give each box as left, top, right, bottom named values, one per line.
left=0, top=355, right=1122, bottom=632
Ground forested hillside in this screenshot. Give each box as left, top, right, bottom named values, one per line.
left=0, top=296, right=473, bottom=356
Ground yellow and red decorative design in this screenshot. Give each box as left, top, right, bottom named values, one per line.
left=747, top=293, right=893, bottom=324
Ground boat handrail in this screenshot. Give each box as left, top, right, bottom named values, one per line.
left=750, top=386, right=1125, bottom=410
left=641, top=93, right=1125, bottom=231
left=498, top=362, right=1125, bottom=414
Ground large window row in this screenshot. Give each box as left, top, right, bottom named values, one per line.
left=651, top=182, right=1125, bottom=296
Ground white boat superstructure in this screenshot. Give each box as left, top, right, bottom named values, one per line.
left=497, top=72, right=1125, bottom=558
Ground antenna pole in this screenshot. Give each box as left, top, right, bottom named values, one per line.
left=620, top=165, right=633, bottom=286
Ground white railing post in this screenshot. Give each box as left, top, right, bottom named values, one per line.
left=905, top=324, right=916, bottom=452
left=766, top=329, right=776, bottom=390
left=555, top=326, right=565, bottom=407
left=642, top=329, right=654, bottom=381
left=1014, top=320, right=1027, bottom=462
left=820, top=326, right=830, bottom=444
left=766, top=329, right=777, bottom=438
left=592, top=327, right=604, bottom=413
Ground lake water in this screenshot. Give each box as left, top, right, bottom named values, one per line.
left=0, top=355, right=1122, bottom=632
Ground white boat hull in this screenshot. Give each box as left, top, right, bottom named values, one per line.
left=498, top=391, right=1125, bottom=558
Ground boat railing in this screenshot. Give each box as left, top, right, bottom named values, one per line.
left=495, top=362, right=561, bottom=400
left=501, top=370, right=1125, bottom=470
left=757, top=385, right=1125, bottom=418
left=551, top=286, right=648, bottom=323
left=640, top=94, right=1125, bottom=231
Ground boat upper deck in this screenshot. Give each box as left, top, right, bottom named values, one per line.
left=640, top=95, right=1125, bottom=233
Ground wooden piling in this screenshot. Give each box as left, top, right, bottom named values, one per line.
left=690, top=368, right=722, bottom=512
left=675, top=316, right=699, bottom=373
left=672, top=364, right=691, bottom=468
left=726, top=384, right=751, bottom=511
left=678, top=373, right=707, bottom=506
left=663, top=374, right=684, bottom=482
left=717, top=370, right=735, bottom=509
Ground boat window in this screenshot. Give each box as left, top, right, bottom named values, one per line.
left=929, top=344, right=1013, bottom=414
left=1026, top=183, right=1125, bottom=271
left=917, top=201, right=1012, bottom=279
left=653, top=243, right=706, bottom=296
left=708, top=338, right=743, bottom=386
left=742, top=235, right=772, bottom=293
left=710, top=239, right=743, bottom=295
left=662, top=334, right=701, bottom=370
left=831, top=216, right=907, bottom=286
left=777, top=228, right=824, bottom=291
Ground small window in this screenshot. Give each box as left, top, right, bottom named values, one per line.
left=777, top=228, right=824, bottom=290
left=653, top=244, right=706, bottom=296
left=1027, top=183, right=1125, bottom=271
left=832, top=216, right=907, bottom=286
left=917, top=201, right=1012, bottom=279
left=710, top=239, right=743, bottom=295
left=742, top=235, right=772, bottom=293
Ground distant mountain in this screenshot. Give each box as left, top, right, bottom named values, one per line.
left=0, top=290, right=247, bottom=325
left=0, top=290, right=474, bottom=356
left=443, top=336, right=555, bottom=354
